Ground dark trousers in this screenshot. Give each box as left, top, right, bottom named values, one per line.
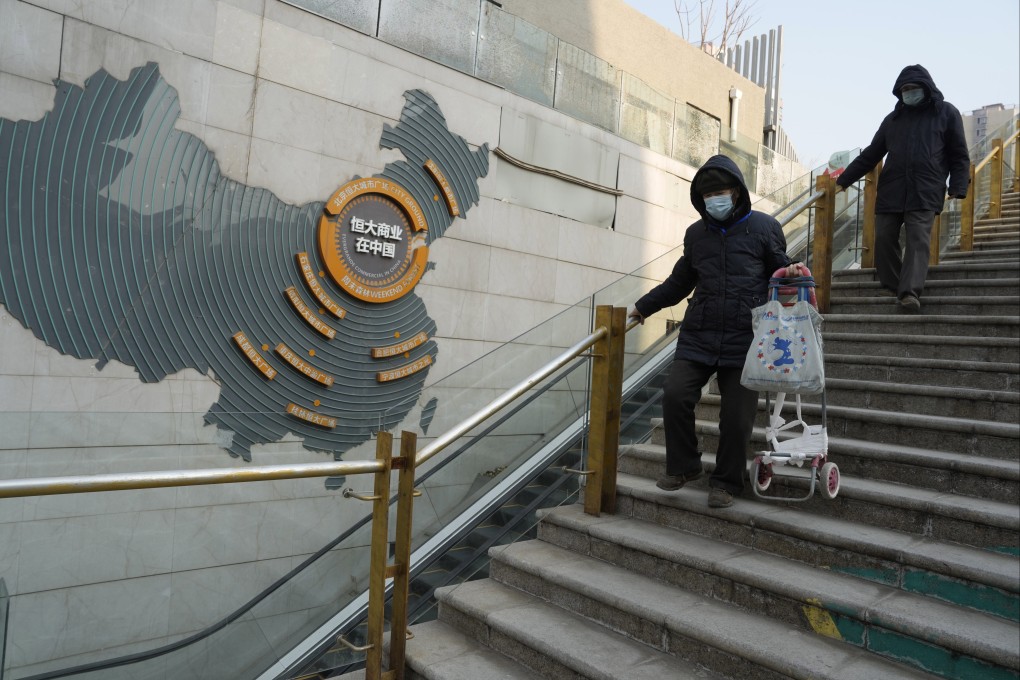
left=875, top=210, right=936, bottom=298
left=661, top=359, right=759, bottom=494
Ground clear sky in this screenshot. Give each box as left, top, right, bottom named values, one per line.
left=620, top=0, right=1020, bottom=169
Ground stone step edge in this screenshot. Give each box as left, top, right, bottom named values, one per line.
left=818, top=377, right=1020, bottom=404
left=402, top=619, right=543, bottom=680
left=625, top=431, right=1020, bottom=481
left=823, top=332, right=1018, bottom=348
left=536, top=505, right=1020, bottom=670
left=612, top=470, right=1020, bottom=594
left=828, top=295, right=1020, bottom=305
left=487, top=539, right=941, bottom=680
left=624, top=440, right=1020, bottom=528
left=821, top=313, right=1020, bottom=325
left=433, top=578, right=728, bottom=680
left=833, top=262, right=1019, bottom=277
left=696, top=393, right=1020, bottom=440
left=824, top=353, right=1019, bottom=374
left=831, top=277, right=1020, bottom=288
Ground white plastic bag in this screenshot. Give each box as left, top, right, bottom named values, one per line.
left=741, top=298, right=824, bottom=395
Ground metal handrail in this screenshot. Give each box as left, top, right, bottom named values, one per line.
left=415, top=327, right=607, bottom=467
left=975, top=127, right=1020, bottom=173
left=0, top=330, right=609, bottom=499
left=778, top=189, right=825, bottom=228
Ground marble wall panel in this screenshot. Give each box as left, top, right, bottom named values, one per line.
left=31, top=0, right=218, bottom=62
left=614, top=195, right=685, bottom=248
left=481, top=295, right=567, bottom=346
left=486, top=249, right=558, bottom=303
left=212, top=1, right=264, bottom=74
left=167, top=555, right=295, bottom=635
left=0, top=1, right=62, bottom=83
left=414, top=285, right=490, bottom=343
left=7, top=573, right=172, bottom=669
left=170, top=502, right=265, bottom=572
left=0, top=71, right=57, bottom=123
left=257, top=18, right=349, bottom=102
left=617, top=153, right=687, bottom=211
left=419, top=239, right=492, bottom=294
left=552, top=260, right=625, bottom=307
left=16, top=509, right=175, bottom=592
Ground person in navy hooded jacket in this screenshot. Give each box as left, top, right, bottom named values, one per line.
left=629, top=155, right=799, bottom=509
left=835, top=64, right=969, bottom=311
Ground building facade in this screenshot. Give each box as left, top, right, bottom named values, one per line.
left=0, top=0, right=803, bottom=675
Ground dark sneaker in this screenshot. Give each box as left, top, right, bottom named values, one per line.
left=898, top=294, right=921, bottom=311
left=656, top=469, right=703, bottom=491
left=707, top=487, right=734, bottom=508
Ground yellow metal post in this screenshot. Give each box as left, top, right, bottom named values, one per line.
left=990, top=138, right=1003, bottom=219
left=1014, top=120, right=1020, bottom=192
left=387, top=431, right=418, bottom=680
left=598, top=307, right=626, bottom=515
left=812, top=174, right=836, bottom=313
left=961, top=163, right=976, bottom=251
left=364, top=433, right=394, bottom=680
left=585, top=306, right=613, bottom=517
left=929, top=214, right=940, bottom=265
left=861, top=162, right=881, bottom=269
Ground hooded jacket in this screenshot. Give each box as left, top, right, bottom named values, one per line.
left=836, top=65, right=969, bottom=214
left=634, top=155, right=792, bottom=367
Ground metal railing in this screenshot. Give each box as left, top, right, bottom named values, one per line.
left=0, top=307, right=630, bottom=680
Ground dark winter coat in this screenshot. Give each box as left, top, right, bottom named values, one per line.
left=836, top=65, right=969, bottom=214
left=634, top=155, right=792, bottom=367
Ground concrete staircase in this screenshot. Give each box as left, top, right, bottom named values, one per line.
left=399, top=191, right=1020, bottom=680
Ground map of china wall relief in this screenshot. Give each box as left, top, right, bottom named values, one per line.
left=0, top=62, right=490, bottom=461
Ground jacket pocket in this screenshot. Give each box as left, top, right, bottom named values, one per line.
left=737, top=295, right=763, bottom=330
left=682, top=296, right=705, bottom=330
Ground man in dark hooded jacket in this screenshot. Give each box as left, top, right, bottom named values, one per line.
left=835, top=65, right=969, bottom=311
left=629, top=155, right=798, bottom=508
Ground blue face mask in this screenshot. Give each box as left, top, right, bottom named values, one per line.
left=704, top=194, right=734, bottom=221
left=901, top=89, right=924, bottom=106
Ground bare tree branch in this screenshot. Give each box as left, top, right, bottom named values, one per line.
left=674, top=0, right=759, bottom=57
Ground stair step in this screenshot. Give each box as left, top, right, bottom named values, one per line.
left=536, top=505, right=1020, bottom=678
left=809, top=377, right=1020, bottom=422
left=629, top=423, right=1020, bottom=503
left=824, top=353, right=1020, bottom=391
left=433, top=578, right=729, bottom=679
left=830, top=278, right=1020, bottom=297
left=403, top=620, right=541, bottom=680
left=488, top=537, right=942, bottom=680
left=832, top=262, right=1020, bottom=281
left=822, top=332, right=1020, bottom=363
left=821, top=313, right=1020, bottom=339
left=610, top=471, right=1019, bottom=620
left=695, top=394, right=1020, bottom=459
left=826, top=296, right=1020, bottom=315
left=625, top=439, right=1020, bottom=549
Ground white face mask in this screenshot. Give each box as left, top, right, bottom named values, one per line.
left=704, top=194, right=734, bottom=220
left=902, top=88, right=924, bottom=106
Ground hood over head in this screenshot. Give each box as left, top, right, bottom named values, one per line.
left=691, top=154, right=751, bottom=225
left=892, top=64, right=944, bottom=108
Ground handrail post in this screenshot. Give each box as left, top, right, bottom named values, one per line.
left=961, top=163, right=976, bottom=251
left=387, top=431, right=418, bottom=680
left=860, top=162, right=881, bottom=269
left=364, top=433, right=394, bottom=680
left=990, top=138, right=1003, bottom=219
left=584, top=306, right=625, bottom=516
left=812, top=174, right=835, bottom=313
left=929, top=214, right=941, bottom=265
left=1013, top=119, right=1020, bottom=192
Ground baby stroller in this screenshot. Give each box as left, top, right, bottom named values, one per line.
left=747, top=267, right=839, bottom=502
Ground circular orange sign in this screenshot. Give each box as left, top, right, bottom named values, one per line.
left=318, top=179, right=429, bottom=303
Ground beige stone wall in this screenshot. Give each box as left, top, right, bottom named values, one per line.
left=502, top=0, right=767, bottom=143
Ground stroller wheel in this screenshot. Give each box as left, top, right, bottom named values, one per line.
left=820, top=462, right=840, bottom=499
left=752, top=457, right=773, bottom=492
